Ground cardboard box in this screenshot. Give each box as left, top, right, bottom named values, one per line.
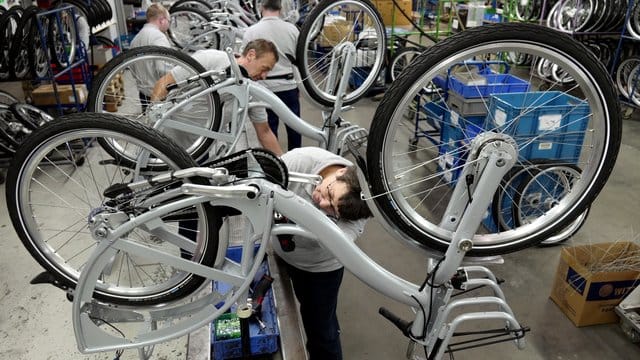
left=319, top=19, right=355, bottom=47
left=91, top=46, right=114, bottom=67
left=373, top=0, right=413, bottom=26
left=549, top=242, right=640, bottom=327
left=31, top=84, right=88, bottom=106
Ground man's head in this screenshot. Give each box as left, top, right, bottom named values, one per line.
left=238, top=39, right=279, bottom=80
left=312, top=166, right=372, bottom=221
left=147, top=3, right=171, bottom=32
left=261, top=0, right=282, bottom=13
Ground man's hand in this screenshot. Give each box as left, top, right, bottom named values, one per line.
left=151, top=73, right=177, bottom=101
left=253, top=122, right=283, bottom=156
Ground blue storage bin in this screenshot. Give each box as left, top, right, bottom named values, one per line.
left=349, top=66, right=371, bottom=89
left=449, top=74, right=529, bottom=98
left=439, top=112, right=486, bottom=185
left=212, top=246, right=279, bottom=359
left=487, top=91, right=590, bottom=163
left=421, top=100, right=446, bottom=127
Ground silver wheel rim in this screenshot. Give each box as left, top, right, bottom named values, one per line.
left=91, top=53, right=217, bottom=161
left=377, top=41, right=612, bottom=249
left=15, top=128, right=210, bottom=300
left=300, top=0, right=385, bottom=104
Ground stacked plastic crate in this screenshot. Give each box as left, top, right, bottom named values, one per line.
left=482, top=91, right=591, bottom=232
left=437, top=69, right=530, bottom=184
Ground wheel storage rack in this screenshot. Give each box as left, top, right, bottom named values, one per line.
left=33, top=4, right=92, bottom=115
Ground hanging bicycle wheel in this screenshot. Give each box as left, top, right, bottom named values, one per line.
left=5, top=113, right=220, bottom=305
left=87, top=46, right=222, bottom=166
left=615, top=57, right=640, bottom=99
left=367, top=23, right=622, bottom=256
left=296, top=0, right=385, bottom=107
left=168, top=6, right=219, bottom=50
left=627, top=62, right=640, bottom=107
left=627, top=0, right=640, bottom=40
left=47, top=4, right=77, bottom=68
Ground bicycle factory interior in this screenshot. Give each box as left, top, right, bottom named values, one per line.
left=1, top=0, right=640, bottom=359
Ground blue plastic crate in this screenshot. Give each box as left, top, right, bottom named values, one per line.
left=442, top=112, right=485, bottom=145
left=439, top=113, right=486, bottom=185
left=211, top=247, right=279, bottom=360
left=487, top=91, right=590, bottom=163
left=449, top=73, right=530, bottom=98
left=421, top=100, right=446, bottom=129
left=349, top=66, right=371, bottom=89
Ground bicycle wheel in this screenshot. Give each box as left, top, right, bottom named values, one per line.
left=171, top=0, right=214, bottom=12
left=9, top=5, right=40, bottom=79
left=367, top=23, right=622, bottom=256
left=615, top=57, right=640, bottom=99
left=297, top=0, right=386, bottom=107
left=47, top=5, right=77, bottom=68
left=0, top=90, right=18, bottom=105
left=168, top=6, right=219, bottom=51
left=5, top=113, right=220, bottom=305
left=87, top=46, right=222, bottom=165
left=10, top=103, right=54, bottom=130
left=390, top=47, right=423, bottom=82
left=491, top=161, right=589, bottom=246
left=627, top=0, right=640, bottom=40
left=0, top=6, right=22, bottom=80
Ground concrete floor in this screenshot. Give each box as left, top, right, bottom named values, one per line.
left=1, top=86, right=640, bottom=359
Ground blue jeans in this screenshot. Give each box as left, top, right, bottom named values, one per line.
left=286, top=263, right=344, bottom=360
left=267, top=88, right=301, bottom=151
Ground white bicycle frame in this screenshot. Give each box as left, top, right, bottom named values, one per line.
left=71, top=128, right=526, bottom=359
left=147, top=45, right=365, bottom=156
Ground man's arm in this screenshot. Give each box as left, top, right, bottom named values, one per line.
left=252, top=122, right=283, bottom=156
left=151, top=72, right=176, bottom=101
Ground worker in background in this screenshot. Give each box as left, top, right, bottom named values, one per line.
left=275, top=146, right=372, bottom=360
left=242, top=0, right=302, bottom=150
left=150, top=39, right=283, bottom=156
left=130, top=3, right=172, bottom=110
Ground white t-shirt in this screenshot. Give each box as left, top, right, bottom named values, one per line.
left=129, top=23, right=173, bottom=96
left=171, top=49, right=268, bottom=124
left=273, top=147, right=367, bottom=272
left=241, top=16, right=299, bottom=92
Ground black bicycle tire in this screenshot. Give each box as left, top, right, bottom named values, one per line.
left=0, top=106, right=21, bottom=148
left=9, top=103, right=53, bottom=130
left=88, top=46, right=222, bottom=166
left=0, top=7, right=24, bottom=80
left=47, top=3, right=79, bottom=68
left=8, top=5, right=40, bottom=79
left=5, top=113, right=221, bottom=305
left=512, top=162, right=584, bottom=226
left=296, top=0, right=386, bottom=107
left=172, top=0, right=215, bottom=11
left=630, top=0, right=640, bottom=39
left=389, top=47, right=423, bottom=82
left=0, top=90, right=19, bottom=105
left=168, top=6, right=213, bottom=49
left=496, top=163, right=590, bottom=246
left=366, top=22, right=622, bottom=256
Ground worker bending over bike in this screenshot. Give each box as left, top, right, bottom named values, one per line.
left=276, top=147, right=372, bottom=360
left=151, top=39, right=283, bottom=156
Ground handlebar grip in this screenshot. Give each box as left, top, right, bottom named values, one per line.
left=378, top=307, right=412, bottom=337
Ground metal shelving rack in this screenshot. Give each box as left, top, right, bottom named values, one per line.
left=34, top=4, right=92, bottom=115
